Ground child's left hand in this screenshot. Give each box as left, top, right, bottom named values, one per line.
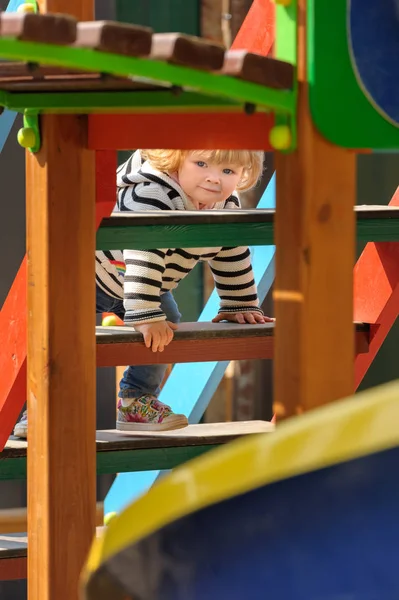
left=212, top=311, right=275, bottom=325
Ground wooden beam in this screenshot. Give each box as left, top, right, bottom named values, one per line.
left=0, top=557, right=27, bottom=581
left=28, top=3, right=96, bottom=600
left=95, top=322, right=369, bottom=367
left=1, top=422, right=275, bottom=483
left=354, top=188, right=399, bottom=388
left=88, top=112, right=274, bottom=151
left=27, top=113, right=96, bottom=599
left=96, top=206, right=399, bottom=251
left=274, top=2, right=356, bottom=417
left=231, top=0, right=275, bottom=55
left=0, top=504, right=104, bottom=534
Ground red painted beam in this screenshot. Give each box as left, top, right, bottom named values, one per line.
left=354, top=188, right=399, bottom=388
left=88, top=112, right=274, bottom=151
left=0, top=151, right=117, bottom=451
left=88, top=0, right=276, bottom=152
left=0, top=557, right=27, bottom=581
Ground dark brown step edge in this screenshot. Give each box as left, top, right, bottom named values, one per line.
left=150, top=32, right=225, bottom=71
left=76, top=20, right=152, bottom=57
left=222, top=49, right=294, bottom=90
left=0, top=12, right=77, bottom=45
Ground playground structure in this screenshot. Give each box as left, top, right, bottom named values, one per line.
left=0, top=0, right=398, bottom=598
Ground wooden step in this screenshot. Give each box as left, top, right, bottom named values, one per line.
left=0, top=62, right=162, bottom=93
left=0, top=421, right=273, bottom=483
left=97, top=205, right=399, bottom=250
left=0, top=12, right=77, bottom=45
left=0, top=15, right=294, bottom=101
left=0, top=533, right=26, bottom=580
left=95, top=322, right=370, bottom=367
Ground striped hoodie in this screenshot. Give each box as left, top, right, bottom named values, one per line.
left=95, top=150, right=263, bottom=325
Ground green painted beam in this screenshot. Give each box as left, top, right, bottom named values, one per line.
left=2, top=90, right=247, bottom=114
left=0, top=38, right=295, bottom=114
left=0, top=445, right=219, bottom=481
left=96, top=208, right=399, bottom=250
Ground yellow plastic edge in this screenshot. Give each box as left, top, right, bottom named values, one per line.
left=83, top=379, right=399, bottom=580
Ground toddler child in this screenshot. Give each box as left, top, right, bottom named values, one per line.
left=14, top=148, right=273, bottom=438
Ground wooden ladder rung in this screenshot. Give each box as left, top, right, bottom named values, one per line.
left=95, top=322, right=370, bottom=367
left=0, top=503, right=104, bottom=535
left=76, top=20, right=152, bottom=57
left=0, top=12, right=77, bottom=45
left=1, top=422, right=274, bottom=488
left=222, top=50, right=294, bottom=89
left=150, top=33, right=225, bottom=70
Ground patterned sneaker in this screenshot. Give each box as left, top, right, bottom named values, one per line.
left=13, top=410, right=28, bottom=439
left=117, top=395, right=188, bottom=431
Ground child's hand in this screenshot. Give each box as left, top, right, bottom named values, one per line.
left=212, top=312, right=275, bottom=325
left=134, top=321, right=178, bottom=352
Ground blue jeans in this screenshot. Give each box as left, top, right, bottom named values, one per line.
left=96, top=285, right=181, bottom=398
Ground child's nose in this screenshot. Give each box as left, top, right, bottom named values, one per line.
left=206, top=171, right=220, bottom=183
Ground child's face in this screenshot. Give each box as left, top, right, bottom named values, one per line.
left=176, top=152, right=244, bottom=209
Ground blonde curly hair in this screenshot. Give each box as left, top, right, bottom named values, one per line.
left=141, top=149, right=264, bottom=191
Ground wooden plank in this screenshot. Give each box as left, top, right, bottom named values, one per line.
left=27, top=5, right=96, bottom=600
left=274, top=1, right=357, bottom=417
left=231, top=0, right=275, bottom=55
left=88, top=112, right=274, bottom=151
left=200, top=0, right=223, bottom=43
left=150, top=33, right=225, bottom=70
left=76, top=21, right=152, bottom=56
left=222, top=50, right=294, bottom=89
left=0, top=257, right=27, bottom=453
left=0, top=556, right=27, bottom=581
left=96, top=206, right=399, bottom=251
left=355, top=189, right=399, bottom=388
left=0, top=62, right=157, bottom=92
left=0, top=504, right=104, bottom=534
left=95, top=322, right=369, bottom=367
left=27, top=110, right=97, bottom=600
left=0, top=12, right=77, bottom=44
left=0, top=422, right=274, bottom=482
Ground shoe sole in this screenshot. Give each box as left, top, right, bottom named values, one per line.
left=116, top=415, right=188, bottom=432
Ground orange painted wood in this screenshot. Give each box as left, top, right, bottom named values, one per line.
left=0, top=258, right=27, bottom=451
left=354, top=188, right=399, bottom=388
left=88, top=112, right=274, bottom=151
left=231, top=0, right=275, bottom=55
left=274, top=1, right=356, bottom=417
left=0, top=151, right=115, bottom=453
left=0, top=557, right=27, bottom=581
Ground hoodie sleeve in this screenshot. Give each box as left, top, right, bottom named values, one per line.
left=209, top=246, right=264, bottom=315
left=123, top=248, right=168, bottom=324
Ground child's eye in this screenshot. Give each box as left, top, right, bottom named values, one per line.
left=223, top=168, right=235, bottom=175
left=196, top=161, right=207, bottom=168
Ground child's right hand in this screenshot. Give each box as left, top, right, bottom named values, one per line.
left=134, top=321, right=178, bottom=353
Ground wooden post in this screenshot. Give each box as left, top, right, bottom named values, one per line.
left=273, top=0, right=356, bottom=417
left=27, top=2, right=96, bottom=600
